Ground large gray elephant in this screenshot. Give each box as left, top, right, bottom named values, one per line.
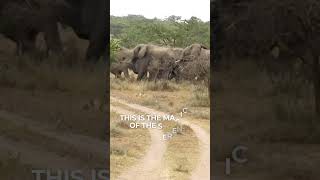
left=115, top=44, right=183, bottom=81
left=175, top=43, right=210, bottom=81
left=0, top=1, right=64, bottom=56
left=60, top=0, right=107, bottom=63
left=131, top=44, right=183, bottom=80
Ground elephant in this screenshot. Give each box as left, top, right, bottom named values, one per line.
left=0, top=0, right=107, bottom=63
left=200, top=48, right=210, bottom=61
left=115, top=45, right=183, bottom=81
left=110, top=62, right=131, bottom=79
left=170, top=48, right=184, bottom=60
left=59, top=0, right=107, bottom=63
left=175, top=44, right=210, bottom=81
left=130, top=44, right=183, bottom=81
left=179, top=43, right=209, bottom=61
left=0, top=1, right=64, bottom=56
left=115, top=47, right=134, bottom=63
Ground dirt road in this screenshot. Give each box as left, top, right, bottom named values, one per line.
left=111, top=104, right=169, bottom=180
left=111, top=96, right=210, bottom=180
left=0, top=109, right=108, bottom=177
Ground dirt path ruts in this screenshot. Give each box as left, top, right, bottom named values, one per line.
left=0, top=110, right=108, bottom=161
left=110, top=104, right=169, bottom=180
left=111, top=96, right=210, bottom=180
left=0, top=136, right=83, bottom=169
left=0, top=109, right=108, bottom=175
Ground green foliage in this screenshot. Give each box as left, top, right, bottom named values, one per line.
left=110, top=38, right=121, bottom=63
left=110, top=15, right=210, bottom=48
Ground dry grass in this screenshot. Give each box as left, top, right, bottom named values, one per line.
left=0, top=117, right=106, bottom=165
left=162, top=122, right=200, bottom=179
left=110, top=78, right=210, bottom=134
left=212, top=60, right=320, bottom=179
left=0, top=60, right=107, bottom=139
left=0, top=48, right=107, bottom=138
left=110, top=111, right=150, bottom=179
left=110, top=77, right=209, bottom=117
left=0, top=155, right=33, bottom=180
left=188, top=85, right=210, bottom=107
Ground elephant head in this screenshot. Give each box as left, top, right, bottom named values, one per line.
left=180, top=43, right=209, bottom=61
left=115, top=47, right=136, bottom=72
left=116, top=47, right=134, bottom=62
left=128, top=44, right=190, bottom=81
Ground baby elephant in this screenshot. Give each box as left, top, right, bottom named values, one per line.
left=110, top=62, right=131, bottom=78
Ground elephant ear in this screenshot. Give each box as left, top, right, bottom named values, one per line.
left=192, top=44, right=202, bottom=56
left=184, top=45, right=192, bottom=56
left=136, top=45, right=147, bottom=59
left=201, top=45, right=209, bottom=49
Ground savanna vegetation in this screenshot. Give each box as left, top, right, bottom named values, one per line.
left=111, top=15, right=210, bottom=49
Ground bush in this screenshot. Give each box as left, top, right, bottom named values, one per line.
left=110, top=38, right=121, bottom=63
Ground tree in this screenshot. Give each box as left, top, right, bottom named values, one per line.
left=110, top=15, right=210, bottom=48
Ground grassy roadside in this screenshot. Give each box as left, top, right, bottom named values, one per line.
left=110, top=78, right=210, bottom=131
left=110, top=111, right=150, bottom=179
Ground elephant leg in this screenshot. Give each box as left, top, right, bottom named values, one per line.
left=136, top=59, right=149, bottom=81
left=20, top=28, right=40, bottom=56
left=148, top=69, right=158, bottom=81
left=137, top=71, right=147, bottom=81
left=137, top=64, right=148, bottom=80
left=123, top=68, right=129, bottom=78
left=20, top=35, right=37, bottom=55
left=16, top=41, right=23, bottom=56
left=86, top=21, right=107, bottom=63
left=86, top=37, right=104, bottom=63
left=113, top=69, right=122, bottom=78
left=43, top=22, right=63, bottom=56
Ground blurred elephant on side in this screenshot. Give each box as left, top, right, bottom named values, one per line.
left=0, top=1, right=64, bottom=56
left=60, top=0, right=107, bottom=63
left=0, top=0, right=108, bottom=63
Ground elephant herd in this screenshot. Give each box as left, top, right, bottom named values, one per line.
left=111, top=43, right=210, bottom=81
left=0, top=0, right=107, bottom=63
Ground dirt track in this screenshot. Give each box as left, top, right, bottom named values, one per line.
left=111, top=96, right=210, bottom=180
left=111, top=105, right=169, bottom=180
left=0, top=109, right=108, bottom=176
